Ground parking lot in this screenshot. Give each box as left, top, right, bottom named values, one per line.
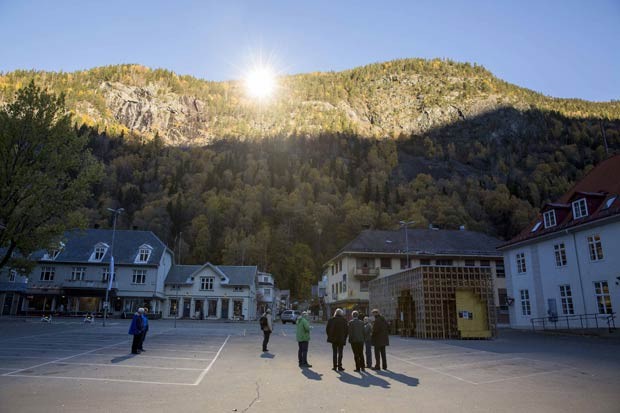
left=0, top=318, right=619, bottom=412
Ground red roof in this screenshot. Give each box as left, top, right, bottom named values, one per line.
left=500, top=154, right=620, bottom=249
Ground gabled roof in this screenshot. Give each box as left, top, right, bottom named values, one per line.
left=500, top=155, right=620, bottom=249
left=165, top=264, right=257, bottom=287
left=30, top=229, right=169, bottom=265
left=332, top=228, right=502, bottom=260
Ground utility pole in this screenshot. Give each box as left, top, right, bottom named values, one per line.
left=104, top=207, right=124, bottom=327
left=399, top=220, right=416, bottom=268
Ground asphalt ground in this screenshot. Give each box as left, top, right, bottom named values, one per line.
left=0, top=318, right=619, bottom=412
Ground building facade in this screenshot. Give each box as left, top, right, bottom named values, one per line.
left=499, top=155, right=620, bottom=329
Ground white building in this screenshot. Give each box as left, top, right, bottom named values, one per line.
left=499, top=155, right=620, bottom=330
left=256, top=272, right=275, bottom=313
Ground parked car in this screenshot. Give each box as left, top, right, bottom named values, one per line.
left=280, top=310, right=301, bottom=324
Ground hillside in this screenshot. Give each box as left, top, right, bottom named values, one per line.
left=1, top=59, right=618, bottom=145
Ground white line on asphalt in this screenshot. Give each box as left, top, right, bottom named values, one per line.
left=98, top=345, right=218, bottom=353
left=5, top=374, right=196, bottom=386
left=403, top=351, right=478, bottom=361
left=53, top=361, right=204, bottom=371
left=89, top=353, right=214, bottom=361
left=390, top=354, right=478, bottom=385
left=438, top=357, right=523, bottom=370
left=475, top=368, right=571, bottom=385
left=0, top=356, right=54, bottom=359
left=193, top=335, right=230, bottom=386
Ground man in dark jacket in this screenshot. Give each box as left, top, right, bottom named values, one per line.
left=128, top=310, right=144, bottom=354
left=326, top=308, right=348, bottom=371
left=348, top=310, right=366, bottom=372
left=371, top=308, right=389, bottom=370
left=139, top=308, right=148, bottom=351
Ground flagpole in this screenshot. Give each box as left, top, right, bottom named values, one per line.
left=104, top=207, right=124, bottom=327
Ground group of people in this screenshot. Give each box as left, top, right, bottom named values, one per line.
left=260, top=307, right=389, bottom=372
left=128, top=307, right=149, bottom=354
left=326, top=308, right=389, bottom=372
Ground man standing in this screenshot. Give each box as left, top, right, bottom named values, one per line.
left=128, top=309, right=144, bottom=354
left=139, top=308, right=149, bottom=351
left=371, top=308, right=389, bottom=370
left=260, top=308, right=273, bottom=352
left=348, top=310, right=366, bottom=372
left=296, top=311, right=312, bottom=368
left=363, top=316, right=373, bottom=368
left=326, top=308, right=348, bottom=371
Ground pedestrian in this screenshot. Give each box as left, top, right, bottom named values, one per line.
left=348, top=310, right=365, bottom=372
left=326, top=308, right=348, bottom=371
left=370, top=308, right=389, bottom=370
left=296, top=311, right=312, bottom=368
left=363, top=316, right=373, bottom=369
left=128, top=309, right=144, bottom=354
left=139, top=308, right=149, bottom=351
left=260, top=308, right=273, bottom=352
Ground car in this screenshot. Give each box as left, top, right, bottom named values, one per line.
left=280, top=310, right=301, bottom=324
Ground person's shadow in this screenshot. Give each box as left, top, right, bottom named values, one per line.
left=111, top=354, right=136, bottom=364
left=301, top=368, right=323, bottom=381
left=260, top=352, right=275, bottom=359
left=376, top=370, right=419, bottom=387
left=337, top=371, right=390, bottom=388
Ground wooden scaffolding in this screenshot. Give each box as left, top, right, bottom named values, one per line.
left=369, top=266, right=496, bottom=339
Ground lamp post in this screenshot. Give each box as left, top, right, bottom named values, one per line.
left=104, top=207, right=124, bottom=327
left=399, top=220, right=416, bottom=269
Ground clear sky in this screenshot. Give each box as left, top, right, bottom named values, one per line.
left=1, top=0, right=618, bottom=101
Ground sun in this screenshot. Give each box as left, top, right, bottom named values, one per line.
left=244, top=64, right=277, bottom=100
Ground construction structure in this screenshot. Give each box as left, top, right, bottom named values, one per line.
left=369, top=265, right=496, bottom=339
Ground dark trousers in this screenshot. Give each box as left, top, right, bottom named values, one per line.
left=374, top=345, right=387, bottom=369
left=131, top=334, right=141, bottom=353
left=331, top=343, right=344, bottom=368
left=262, top=331, right=271, bottom=351
left=140, top=330, right=147, bottom=350
left=351, top=342, right=365, bottom=370
left=364, top=341, right=373, bottom=367
left=298, top=341, right=309, bottom=365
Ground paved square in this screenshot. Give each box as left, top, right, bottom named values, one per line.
left=0, top=319, right=618, bottom=412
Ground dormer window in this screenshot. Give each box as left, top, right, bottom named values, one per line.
left=135, top=244, right=153, bottom=263
left=89, top=243, right=109, bottom=262
left=43, top=242, right=65, bottom=260
left=543, top=210, right=557, bottom=228
left=572, top=198, right=588, bottom=219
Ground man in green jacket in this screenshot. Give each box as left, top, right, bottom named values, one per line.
left=296, top=311, right=312, bottom=368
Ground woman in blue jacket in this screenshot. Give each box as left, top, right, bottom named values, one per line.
left=128, top=309, right=144, bottom=354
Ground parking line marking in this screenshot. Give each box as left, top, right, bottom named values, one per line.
left=5, top=374, right=196, bottom=386
left=54, top=362, right=204, bottom=371
left=89, top=353, right=214, bottom=361
left=475, top=368, right=571, bottom=385
left=403, top=351, right=478, bottom=361
left=193, top=335, right=230, bottom=386
left=438, top=357, right=523, bottom=370
left=390, top=354, right=478, bottom=385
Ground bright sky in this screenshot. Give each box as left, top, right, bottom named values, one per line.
left=1, top=0, right=618, bottom=101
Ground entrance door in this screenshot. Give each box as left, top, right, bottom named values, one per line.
left=221, top=299, right=229, bottom=319
left=183, top=301, right=191, bottom=318
left=455, top=289, right=490, bottom=338
left=194, top=300, right=204, bottom=319
left=2, top=294, right=13, bottom=315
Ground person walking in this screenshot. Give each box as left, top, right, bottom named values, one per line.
left=128, top=309, right=144, bottom=354
left=326, top=308, right=348, bottom=371
left=296, top=311, right=312, bottom=368
left=371, top=308, right=389, bottom=370
left=260, top=308, right=273, bottom=352
left=363, top=316, right=373, bottom=369
left=139, top=308, right=149, bottom=351
left=348, top=310, right=365, bottom=372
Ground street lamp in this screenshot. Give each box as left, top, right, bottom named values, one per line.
left=104, top=207, right=124, bottom=327
left=399, top=220, right=416, bottom=269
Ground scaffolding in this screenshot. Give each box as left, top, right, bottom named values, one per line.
left=369, top=266, right=496, bottom=339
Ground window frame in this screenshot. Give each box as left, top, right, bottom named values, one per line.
left=543, top=210, right=557, bottom=228
left=40, top=266, right=55, bottom=281
left=136, top=245, right=153, bottom=263
left=132, top=269, right=147, bottom=285
left=559, top=284, right=574, bottom=315
left=520, top=289, right=531, bottom=316
left=71, top=267, right=86, bottom=281
left=594, top=281, right=613, bottom=314
left=572, top=198, right=588, bottom=219
left=380, top=257, right=392, bottom=269
left=516, top=252, right=527, bottom=274
left=587, top=235, right=604, bottom=261
left=200, top=276, right=214, bottom=291
left=554, top=243, right=568, bottom=267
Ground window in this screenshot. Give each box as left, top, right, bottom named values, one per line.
left=587, top=235, right=604, bottom=261
left=520, top=289, right=531, bottom=316
left=233, top=286, right=244, bottom=292
left=360, top=279, right=369, bottom=292
left=169, top=299, right=178, bottom=316
left=40, top=266, right=55, bottom=281
left=48, top=249, right=61, bottom=260
left=200, top=277, right=214, bottom=291
left=342, top=274, right=347, bottom=292
left=572, top=198, right=588, bottom=219
left=136, top=245, right=152, bottom=263
left=559, top=285, right=574, bottom=315
left=516, top=252, right=527, bottom=273
left=132, top=269, right=146, bottom=284
left=71, top=267, right=86, bottom=281
left=400, top=258, right=408, bottom=269
left=554, top=243, right=567, bottom=267
left=464, top=259, right=476, bottom=267
left=339, top=260, right=342, bottom=272
left=495, top=261, right=505, bottom=278
left=263, top=288, right=271, bottom=297
left=380, top=257, right=392, bottom=269
left=498, top=288, right=508, bottom=311
left=479, top=260, right=490, bottom=267
left=339, top=281, right=343, bottom=294
left=436, top=259, right=453, bottom=266
left=420, top=259, right=431, bottom=266
left=594, top=281, right=613, bottom=314
left=543, top=210, right=557, bottom=228
left=90, top=244, right=109, bottom=262
left=101, top=267, right=115, bottom=282
left=9, top=270, right=16, bottom=282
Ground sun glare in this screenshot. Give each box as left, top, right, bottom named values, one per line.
left=244, top=64, right=277, bottom=100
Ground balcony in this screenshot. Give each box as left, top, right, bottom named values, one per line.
left=63, top=279, right=117, bottom=289
left=353, top=266, right=380, bottom=280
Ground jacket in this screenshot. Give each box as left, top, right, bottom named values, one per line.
left=326, top=315, right=348, bottom=345
left=371, top=315, right=390, bottom=347
left=128, top=313, right=143, bottom=335
left=363, top=322, right=373, bottom=343
left=142, top=314, right=149, bottom=332
left=296, top=316, right=311, bottom=342
left=348, top=318, right=365, bottom=344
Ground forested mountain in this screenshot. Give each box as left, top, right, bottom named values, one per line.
left=1, top=59, right=619, bottom=298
